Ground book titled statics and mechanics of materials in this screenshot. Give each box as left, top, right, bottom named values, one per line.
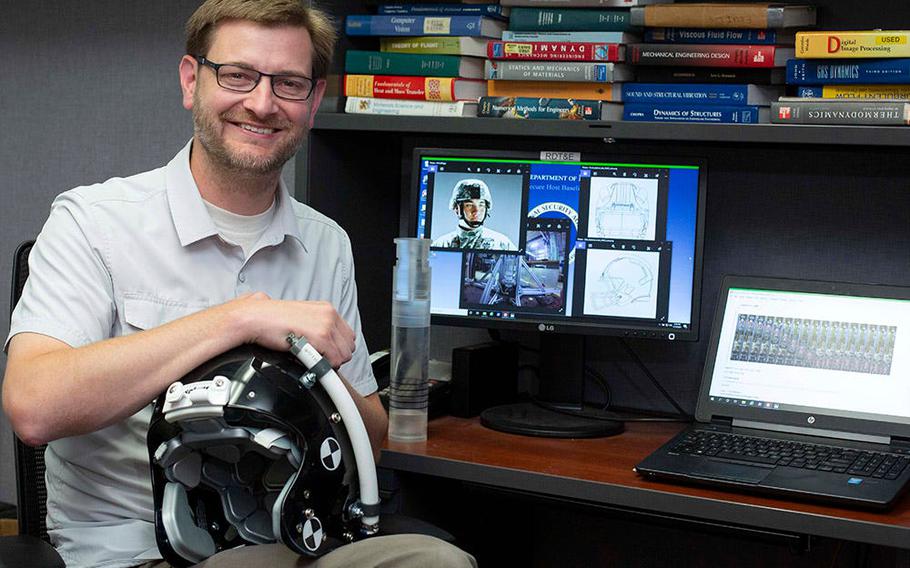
left=484, top=60, right=633, bottom=82
left=487, top=41, right=625, bottom=61
left=477, top=96, right=607, bottom=119
left=377, top=3, right=510, bottom=20
left=786, top=59, right=910, bottom=85
left=501, top=30, right=640, bottom=43
left=644, top=27, right=795, bottom=45
left=624, top=103, right=768, bottom=123
left=487, top=79, right=623, bottom=100
left=630, top=3, right=817, bottom=29
left=508, top=8, right=633, bottom=31
left=795, top=85, right=910, bottom=99
left=380, top=36, right=490, bottom=57
left=628, top=44, right=794, bottom=67
left=795, top=30, right=910, bottom=59
left=636, top=66, right=785, bottom=84
left=343, top=74, right=487, bottom=101
left=345, top=96, right=479, bottom=117
left=345, top=15, right=506, bottom=37
left=345, top=50, right=484, bottom=78
left=770, top=98, right=910, bottom=125
left=621, top=83, right=782, bottom=105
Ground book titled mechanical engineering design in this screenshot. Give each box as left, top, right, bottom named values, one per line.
left=343, top=74, right=487, bottom=101
left=770, top=98, right=910, bottom=125
left=786, top=58, right=910, bottom=84
left=795, top=30, right=910, bottom=59
left=345, top=15, right=505, bottom=37
left=484, top=60, right=633, bottom=82
left=623, top=103, right=768, bottom=123
left=477, top=96, right=608, bottom=119
left=487, top=41, right=625, bottom=61
left=629, top=44, right=794, bottom=67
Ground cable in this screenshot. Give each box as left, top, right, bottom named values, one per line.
left=619, top=338, right=693, bottom=420
left=529, top=397, right=690, bottom=423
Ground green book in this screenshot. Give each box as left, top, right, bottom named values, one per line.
left=344, top=50, right=484, bottom=78
left=508, top=8, right=633, bottom=32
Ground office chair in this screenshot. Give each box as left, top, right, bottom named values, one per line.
left=0, top=240, right=64, bottom=568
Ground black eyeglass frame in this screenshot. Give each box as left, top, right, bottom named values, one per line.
left=193, top=55, right=318, bottom=101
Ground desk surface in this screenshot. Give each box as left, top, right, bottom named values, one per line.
left=381, top=417, right=910, bottom=549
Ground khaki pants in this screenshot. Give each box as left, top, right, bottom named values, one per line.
left=138, top=534, right=476, bottom=568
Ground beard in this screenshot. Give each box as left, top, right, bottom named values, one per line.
left=192, top=91, right=307, bottom=176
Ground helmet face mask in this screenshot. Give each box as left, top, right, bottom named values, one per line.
left=148, top=346, right=365, bottom=567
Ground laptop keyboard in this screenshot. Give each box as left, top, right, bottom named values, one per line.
left=672, top=431, right=910, bottom=480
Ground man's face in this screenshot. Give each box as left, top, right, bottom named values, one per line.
left=179, top=20, right=326, bottom=175
left=459, top=199, right=487, bottom=225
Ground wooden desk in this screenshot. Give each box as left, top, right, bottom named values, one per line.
left=381, top=417, right=910, bottom=551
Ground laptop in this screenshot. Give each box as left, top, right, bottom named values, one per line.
left=635, top=275, right=910, bottom=509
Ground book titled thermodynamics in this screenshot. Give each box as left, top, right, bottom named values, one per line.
left=771, top=98, right=910, bottom=125
left=629, top=44, right=794, bottom=67
left=477, top=96, right=607, bottom=119
left=795, top=30, right=910, bottom=59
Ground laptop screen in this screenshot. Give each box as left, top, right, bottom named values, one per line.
left=702, top=278, right=910, bottom=430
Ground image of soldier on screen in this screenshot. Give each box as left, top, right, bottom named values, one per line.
left=430, top=176, right=520, bottom=250
left=459, top=232, right=567, bottom=313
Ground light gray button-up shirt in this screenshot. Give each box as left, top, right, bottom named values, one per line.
left=7, top=140, right=377, bottom=568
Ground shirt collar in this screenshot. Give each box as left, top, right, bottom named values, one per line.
left=165, top=139, right=305, bottom=251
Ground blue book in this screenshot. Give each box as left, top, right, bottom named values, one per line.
left=796, top=86, right=823, bottom=97
left=623, top=103, right=767, bottom=124
left=643, top=28, right=795, bottom=45
left=621, top=83, right=782, bottom=106
left=787, top=58, right=910, bottom=85
left=345, top=15, right=506, bottom=38
left=378, top=4, right=510, bottom=21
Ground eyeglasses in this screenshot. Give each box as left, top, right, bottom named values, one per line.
left=194, top=55, right=317, bottom=101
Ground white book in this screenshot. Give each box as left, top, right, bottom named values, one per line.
left=501, top=31, right=641, bottom=43
left=345, top=96, right=478, bottom=117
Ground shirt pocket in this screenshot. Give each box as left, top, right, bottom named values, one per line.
left=122, top=295, right=207, bottom=332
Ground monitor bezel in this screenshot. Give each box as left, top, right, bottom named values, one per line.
left=405, top=146, right=708, bottom=342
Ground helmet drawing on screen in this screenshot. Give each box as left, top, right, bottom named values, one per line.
left=449, top=179, right=492, bottom=228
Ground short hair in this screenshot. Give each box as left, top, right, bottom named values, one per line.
left=185, top=0, right=337, bottom=79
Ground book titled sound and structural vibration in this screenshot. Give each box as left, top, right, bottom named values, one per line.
left=621, top=83, right=782, bottom=105
left=487, top=41, right=625, bottom=61
left=786, top=59, right=910, bottom=84
left=345, top=96, right=479, bottom=117
left=343, top=74, right=487, bottom=101
left=623, top=103, right=768, bottom=123
left=628, top=44, right=794, bottom=67
left=478, top=96, right=612, bottom=119
left=630, top=3, right=817, bottom=29
left=484, top=60, right=633, bottom=82
left=770, top=98, right=910, bottom=125
left=345, top=15, right=506, bottom=37
left=795, top=30, right=910, bottom=59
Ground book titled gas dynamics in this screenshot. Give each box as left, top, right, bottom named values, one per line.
left=770, top=97, right=910, bottom=125
left=487, top=41, right=625, bottom=61
left=629, top=44, right=794, bottom=67
left=477, top=96, right=610, bottom=119
left=345, top=15, right=505, bottom=37
left=795, top=30, right=910, bottom=59
left=630, top=3, right=817, bottom=29
left=345, top=96, right=479, bottom=116
left=787, top=58, right=910, bottom=85
left=484, top=60, right=633, bottom=82
left=343, top=74, right=487, bottom=101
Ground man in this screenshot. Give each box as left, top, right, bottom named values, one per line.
left=431, top=179, right=518, bottom=250
left=1, top=1, right=475, bottom=567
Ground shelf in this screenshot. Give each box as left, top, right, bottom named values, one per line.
left=314, top=112, right=910, bottom=147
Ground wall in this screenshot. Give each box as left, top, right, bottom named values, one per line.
left=0, top=2, right=297, bottom=506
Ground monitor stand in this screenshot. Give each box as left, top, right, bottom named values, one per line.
left=480, top=334, right=624, bottom=439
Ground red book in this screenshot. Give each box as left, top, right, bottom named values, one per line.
left=343, top=74, right=487, bottom=101
left=487, top=41, right=625, bottom=62
left=628, top=44, right=794, bottom=68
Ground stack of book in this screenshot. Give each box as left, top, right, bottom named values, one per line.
left=621, top=2, right=816, bottom=123
left=478, top=1, right=646, bottom=120
left=343, top=5, right=507, bottom=116
left=773, top=30, right=910, bottom=126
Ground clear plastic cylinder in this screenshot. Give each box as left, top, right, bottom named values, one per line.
left=388, top=238, right=431, bottom=442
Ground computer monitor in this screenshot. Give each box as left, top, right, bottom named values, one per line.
left=409, top=148, right=707, bottom=437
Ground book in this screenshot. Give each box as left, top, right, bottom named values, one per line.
left=345, top=15, right=505, bottom=38
left=770, top=98, right=910, bottom=125
left=643, top=28, right=796, bottom=45
left=508, top=8, right=633, bottom=32
left=477, top=96, right=607, bottom=119
left=795, top=30, right=910, bottom=59
left=630, top=3, right=817, bottom=29
left=345, top=50, right=484, bottom=78
left=500, top=0, right=670, bottom=6
left=345, top=96, right=479, bottom=116
left=484, top=60, right=633, bottom=82
left=487, top=41, right=625, bottom=62
left=378, top=3, right=510, bottom=20
left=623, top=103, right=768, bottom=123
left=502, top=31, right=640, bottom=43
left=621, top=83, right=782, bottom=106
left=635, top=66, right=786, bottom=84
left=795, top=85, right=910, bottom=99
left=786, top=58, right=910, bottom=85
left=628, top=44, right=795, bottom=67
left=487, top=79, right=623, bottom=100
left=343, top=74, right=487, bottom=101
left=380, top=36, right=490, bottom=57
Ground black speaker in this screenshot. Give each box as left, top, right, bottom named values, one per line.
left=449, top=342, right=518, bottom=418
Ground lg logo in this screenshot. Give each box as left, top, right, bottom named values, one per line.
left=538, top=324, right=555, bottom=332
left=807, top=416, right=816, bottom=424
